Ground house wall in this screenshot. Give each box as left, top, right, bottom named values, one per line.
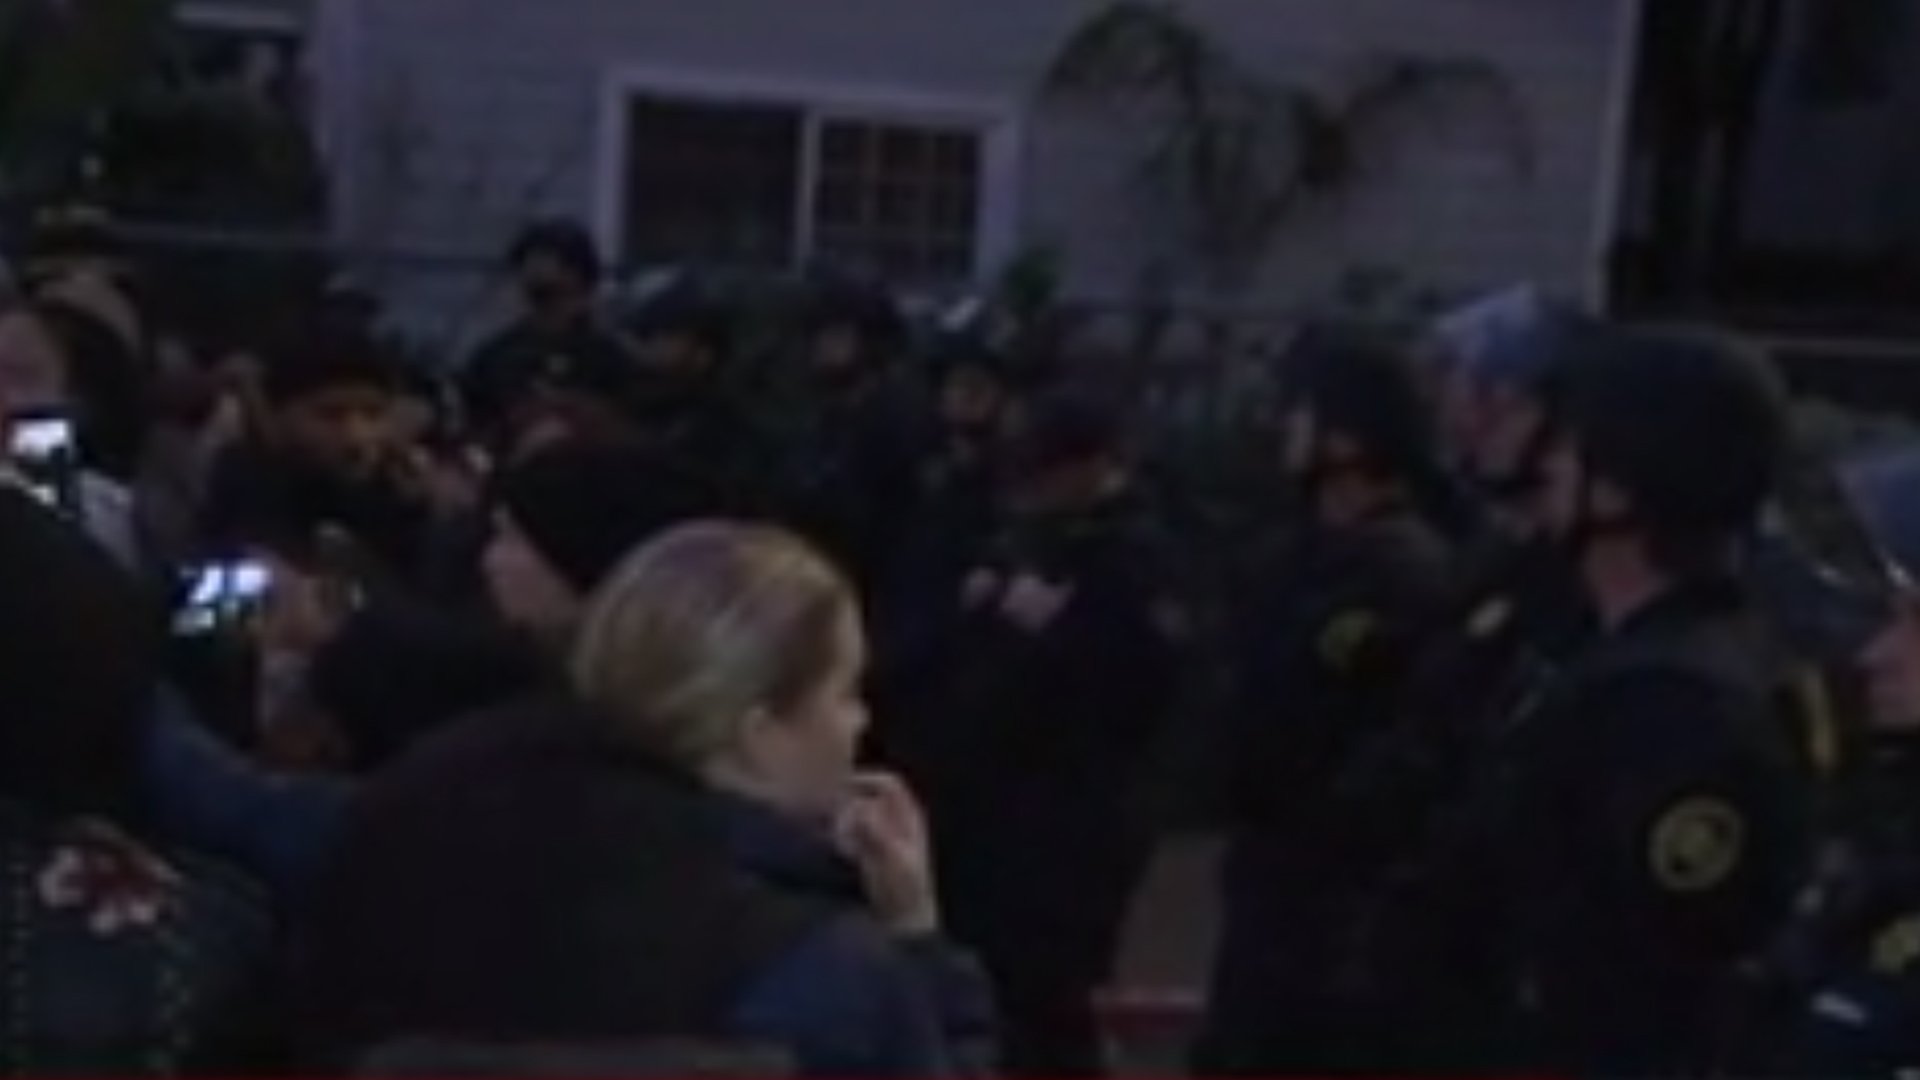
left=314, top=0, right=1631, bottom=345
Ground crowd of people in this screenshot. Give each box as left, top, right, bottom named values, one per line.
left=0, top=206, right=1914, bottom=1077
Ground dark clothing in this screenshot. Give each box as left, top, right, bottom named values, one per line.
left=143, top=692, right=352, bottom=904
left=1195, top=508, right=1454, bottom=1075
left=1414, top=578, right=1812, bottom=1074
left=0, top=799, right=278, bottom=1073
left=294, top=701, right=993, bottom=1077
left=869, top=437, right=1002, bottom=759
left=628, top=379, right=778, bottom=513
left=1326, top=532, right=1593, bottom=1069
left=780, top=378, right=931, bottom=593
left=200, top=440, right=429, bottom=580
left=1731, top=735, right=1920, bottom=1074
left=891, top=489, right=1184, bottom=1075
left=0, top=487, right=278, bottom=1071
left=459, top=316, right=632, bottom=446
left=307, top=597, right=551, bottom=770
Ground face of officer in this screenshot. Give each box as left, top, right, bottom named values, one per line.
left=1469, top=382, right=1549, bottom=486
left=1539, top=433, right=1631, bottom=543
left=1859, top=599, right=1920, bottom=733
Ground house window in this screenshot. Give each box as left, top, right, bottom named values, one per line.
left=623, top=97, right=805, bottom=271
left=813, top=119, right=981, bottom=282
left=614, top=88, right=997, bottom=282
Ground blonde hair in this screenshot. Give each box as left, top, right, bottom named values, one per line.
left=570, top=521, right=854, bottom=766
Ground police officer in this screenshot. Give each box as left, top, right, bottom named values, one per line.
left=1328, top=296, right=1600, bottom=1069
left=619, top=281, right=773, bottom=508
left=1726, top=446, right=1920, bottom=1074
left=1193, top=328, right=1456, bottom=1075
left=888, top=389, right=1184, bottom=1076
left=779, top=281, right=930, bottom=594
left=869, top=336, right=1018, bottom=746
left=1419, top=325, right=1813, bottom=1073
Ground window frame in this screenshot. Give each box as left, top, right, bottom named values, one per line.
left=592, top=64, right=1023, bottom=282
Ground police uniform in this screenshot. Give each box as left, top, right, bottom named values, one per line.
left=1196, top=332, right=1457, bottom=1075
left=1429, top=327, right=1814, bottom=1073
left=1750, top=735, right=1920, bottom=1073
left=1492, top=577, right=1810, bottom=1070
left=886, top=397, right=1185, bottom=1077
left=1327, top=532, right=1592, bottom=1069
left=1726, top=447, right=1920, bottom=1074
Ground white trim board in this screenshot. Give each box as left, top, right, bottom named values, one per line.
left=176, top=0, right=307, bottom=34
left=590, top=63, right=1025, bottom=280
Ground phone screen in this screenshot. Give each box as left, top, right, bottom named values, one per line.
left=174, top=560, right=275, bottom=638
left=7, top=414, right=77, bottom=512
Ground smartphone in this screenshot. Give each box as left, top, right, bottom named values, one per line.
left=173, top=559, right=276, bottom=638
left=7, top=411, right=79, bottom=514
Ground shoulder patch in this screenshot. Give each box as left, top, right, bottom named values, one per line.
left=1647, top=797, right=1746, bottom=894
left=1317, top=609, right=1378, bottom=671
left=1871, top=913, right=1920, bottom=975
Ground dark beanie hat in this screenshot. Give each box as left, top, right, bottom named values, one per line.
left=0, top=486, right=155, bottom=818
left=497, top=439, right=728, bottom=593
left=1281, top=324, right=1440, bottom=482
left=264, top=322, right=400, bottom=406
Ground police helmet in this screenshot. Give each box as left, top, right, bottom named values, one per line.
left=1280, top=324, right=1440, bottom=484
left=622, top=279, right=732, bottom=358
left=1429, top=283, right=1590, bottom=395
left=1841, top=446, right=1920, bottom=585
left=1555, top=326, right=1790, bottom=536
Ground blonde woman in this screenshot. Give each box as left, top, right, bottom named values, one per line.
left=296, top=522, right=994, bottom=1076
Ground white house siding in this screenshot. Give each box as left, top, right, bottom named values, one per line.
left=315, top=0, right=1632, bottom=344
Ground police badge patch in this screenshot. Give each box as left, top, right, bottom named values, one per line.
left=1870, top=913, right=1920, bottom=975
left=1648, top=797, right=1746, bottom=893
left=1316, top=609, right=1378, bottom=672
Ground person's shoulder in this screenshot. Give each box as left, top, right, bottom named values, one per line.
left=731, top=917, right=980, bottom=1075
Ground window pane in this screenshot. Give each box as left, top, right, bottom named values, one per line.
left=806, top=120, right=982, bottom=283
left=624, top=96, right=802, bottom=269
left=820, top=122, right=869, bottom=171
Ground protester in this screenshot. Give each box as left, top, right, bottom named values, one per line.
left=294, top=523, right=995, bottom=1075
left=199, top=320, right=431, bottom=580
left=460, top=219, right=633, bottom=451
left=305, top=437, right=731, bottom=767
left=0, top=297, right=150, bottom=567
left=0, top=486, right=276, bottom=1072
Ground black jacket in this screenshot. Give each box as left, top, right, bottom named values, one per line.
left=199, top=440, right=429, bottom=579
left=294, top=701, right=994, bottom=1076
left=1439, top=578, right=1813, bottom=1073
